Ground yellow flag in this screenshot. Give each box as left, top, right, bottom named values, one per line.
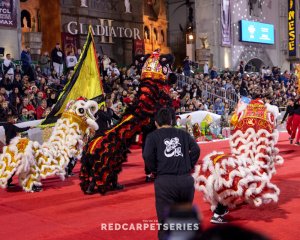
left=41, top=26, right=104, bottom=125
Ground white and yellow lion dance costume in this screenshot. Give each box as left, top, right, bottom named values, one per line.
left=0, top=98, right=98, bottom=192
left=193, top=99, right=284, bottom=211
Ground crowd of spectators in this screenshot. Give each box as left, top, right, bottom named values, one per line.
left=0, top=46, right=299, bottom=125
left=0, top=44, right=68, bottom=123
left=174, top=60, right=298, bottom=115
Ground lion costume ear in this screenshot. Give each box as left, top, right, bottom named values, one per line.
left=66, top=100, right=75, bottom=110
left=134, top=54, right=151, bottom=65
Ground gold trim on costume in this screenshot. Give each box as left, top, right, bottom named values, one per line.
left=61, top=112, right=88, bottom=133
left=141, top=71, right=166, bottom=81
left=89, top=114, right=134, bottom=153
left=213, top=154, right=226, bottom=165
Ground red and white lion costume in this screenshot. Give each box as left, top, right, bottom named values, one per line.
left=193, top=99, right=284, bottom=211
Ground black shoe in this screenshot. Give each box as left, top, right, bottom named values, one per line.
left=295, top=142, right=300, bottom=146
left=145, top=176, right=155, bottom=182
left=68, top=172, right=76, bottom=177
left=221, top=209, right=229, bottom=217
left=111, top=183, right=124, bottom=190
left=85, top=181, right=96, bottom=195
left=32, top=185, right=43, bottom=192
left=290, top=139, right=294, bottom=144
left=85, top=189, right=94, bottom=195
left=7, top=177, right=15, bottom=188
left=7, top=183, right=16, bottom=188
left=98, top=186, right=107, bottom=195
left=210, top=215, right=227, bottom=224
left=125, top=149, right=132, bottom=154
left=7, top=176, right=13, bottom=186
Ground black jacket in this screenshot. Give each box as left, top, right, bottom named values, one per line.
left=282, top=105, right=294, bottom=122
left=294, top=101, right=300, bottom=116
left=143, top=127, right=200, bottom=176
left=240, top=80, right=248, bottom=97
left=51, top=48, right=65, bottom=64
left=95, top=110, right=112, bottom=133
left=141, top=117, right=156, bottom=150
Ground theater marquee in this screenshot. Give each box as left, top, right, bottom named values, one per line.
left=288, top=0, right=296, bottom=57
left=67, top=19, right=141, bottom=44
left=0, top=0, right=17, bottom=28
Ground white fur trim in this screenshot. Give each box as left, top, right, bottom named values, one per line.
left=0, top=100, right=98, bottom=192
left=194, top=119, right=284, bottom=209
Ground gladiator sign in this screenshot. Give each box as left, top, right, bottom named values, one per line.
left=67, top=19, right=141, bottom=44
left=288, top=0, right=296, bottom=57
left=0, top=0, right=17, bottom=28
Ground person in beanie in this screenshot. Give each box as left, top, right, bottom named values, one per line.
left=143, top=107, right=200, bottom=239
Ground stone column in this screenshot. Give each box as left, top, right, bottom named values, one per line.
left=23, top=32, right=43, bottom=60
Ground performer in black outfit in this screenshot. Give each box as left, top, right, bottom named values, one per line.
left=1, top=115, right=31, bottom=145
left=84, top=105, right=122, bottom=194
left=142, top=109, right=177, bottom=183
left=143, top=108, right=200, bottom=239
left=141, top=117, right=156, bottom=182
left=291, top=97, right=300, bottom=145
left=281, top=98, right=295, bottom=141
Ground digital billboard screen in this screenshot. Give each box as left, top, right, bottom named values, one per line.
left=239, top=20, right=274, bottom=45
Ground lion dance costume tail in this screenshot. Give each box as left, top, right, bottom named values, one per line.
left=193, top=99, right=284, bottom=211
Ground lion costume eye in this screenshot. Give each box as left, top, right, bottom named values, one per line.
left=86, top=101, right=98, bottom=115
left=77, top=108, right=86, bottom=116
left=90, top=105, right=97, bottom=114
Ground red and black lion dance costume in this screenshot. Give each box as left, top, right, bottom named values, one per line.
left=79, top=51, right=176, bottom=194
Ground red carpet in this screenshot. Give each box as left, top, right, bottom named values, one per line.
left=0, top=132, right=299, bottom=240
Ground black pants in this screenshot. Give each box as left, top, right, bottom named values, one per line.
left=214, top=203, right=228, bottom=215
left=66, top=157, right=78, bottom=175
left=145, top=166, right=152, bottom=175
left=142, top=141, right=151, bottom=175
left=7, top=172, right=15, bottom=186
left=155, top=174, right=195, bottom=239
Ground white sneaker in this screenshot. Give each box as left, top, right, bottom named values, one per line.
left=210, top=215, right=227, bottom=224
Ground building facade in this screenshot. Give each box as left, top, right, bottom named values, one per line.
left=167, top=0, right=195, bottom=66
left=194, top=0, right=292, bottom=71
left=0, top=0, right=170, bottom=65
left=143, top=0, right=170, bottom=54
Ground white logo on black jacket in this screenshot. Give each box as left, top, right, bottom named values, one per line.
left=164, top=137, right=183, bottom=158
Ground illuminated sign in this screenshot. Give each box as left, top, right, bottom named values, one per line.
left=67, top=19, right=141, bottom=44
left=0, top=0, right=17, bottom=28
left=239, top=20, right=274, bottom=45
left=288, top=0, right=296, bottom=57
